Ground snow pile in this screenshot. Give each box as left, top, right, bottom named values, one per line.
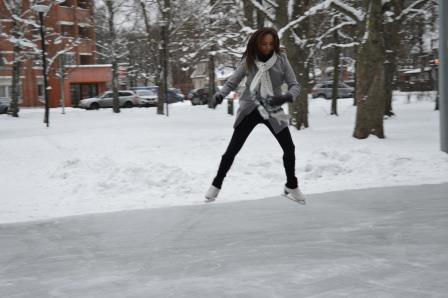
left=0, top=92, right=447, bottom=223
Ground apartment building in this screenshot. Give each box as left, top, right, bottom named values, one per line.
left=0, top=0, right=111, bottom=107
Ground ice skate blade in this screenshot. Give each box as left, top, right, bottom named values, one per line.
left=282, top=193, right=306, bottom=205
left=204, top=197, right=216, bottom=203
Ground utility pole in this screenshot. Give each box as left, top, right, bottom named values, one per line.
left=440, top=0, right=448, bottom=153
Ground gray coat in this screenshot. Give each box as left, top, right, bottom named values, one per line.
left=219, top=52, right=301, bottom=134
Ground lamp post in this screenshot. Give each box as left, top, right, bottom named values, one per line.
left=158, top=20, right=169, bottom=117
left=32, top=4, right=50, bottom=127
left=440, top=0, right=448, bottom=153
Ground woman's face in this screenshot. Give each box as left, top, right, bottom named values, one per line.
left=258, top=34, right=275, bottom=56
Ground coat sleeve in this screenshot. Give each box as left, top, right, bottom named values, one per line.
left=282, top=53, right=301, bottom=102
left=219, top=59, right=247, bottom=98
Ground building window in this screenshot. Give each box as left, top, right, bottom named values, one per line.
left=78, top=0, right=90, bottom=9
left=71, top=83, right=98, bottom=106
left=63, top=53, right=76, bottom=65
left=78, top=26, right=92, bottom=39
left=80, top=55, right=93, bottom=65
left=0, top=85, right=9, bottom=98
left=59, top=0, right=74, bottom=7
left=0, top=85, right=22, bottom=101
left=60, top=24, right=74, bottom=37
left=33, top=54, right=42, bottom=67
left=38, top=84, right=44, bottom=98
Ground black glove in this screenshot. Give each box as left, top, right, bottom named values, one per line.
left=270, top=94, right=293, bottom=106
left=213, top=92, right=224, bottom=108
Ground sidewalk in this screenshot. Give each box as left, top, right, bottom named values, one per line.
left=1, top=183, right=447, bottom=297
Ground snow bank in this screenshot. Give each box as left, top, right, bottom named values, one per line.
left=0, top=92, right=447, bottom=223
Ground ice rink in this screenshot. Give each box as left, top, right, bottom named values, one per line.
left=1, top=183, right=447, bottom=297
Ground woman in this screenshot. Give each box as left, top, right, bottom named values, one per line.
left=205, top=27, right=305, bottom=203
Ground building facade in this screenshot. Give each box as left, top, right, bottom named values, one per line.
left=0, top=0, right=111, bottom=108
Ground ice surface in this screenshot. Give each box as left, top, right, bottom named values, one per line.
left=1, top=183, right=447, bottom=297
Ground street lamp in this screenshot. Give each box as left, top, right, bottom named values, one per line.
left=440, top=0, right=448, bottom=153
left=158, top=20, right=169, bottom=117
left=32, top=4, right=50, bottom=127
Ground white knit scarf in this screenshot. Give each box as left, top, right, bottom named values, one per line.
left=249, top=53, right=290, bottom=126
left=250, top=52, right=277, bottom=98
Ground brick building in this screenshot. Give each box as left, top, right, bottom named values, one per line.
left=0, top=0, right=111, bottom=108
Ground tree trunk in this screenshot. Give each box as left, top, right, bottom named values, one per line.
left=208, top=52, right=216, bottom=108
left=353, top=45, right=358, bottom=106
left=383, top=0, right=403, bottom=117
left=10, top=35, right=21, bottom=117
left=207, top=0, right=216, bottom=109
left=276, top=0, right=311, bottom=129
left=10, top=14, right=21, bottom=117
left=331, top=21, right=340, bottom=116
left=106, top=0, right=120, bottom=113
left=140, top=0, right=160, bottom=87
left=242, top=0, right=255, bottom=28
left=353, top=0, right=386, bottom=139
left=256, top=0, right=264, bottom=28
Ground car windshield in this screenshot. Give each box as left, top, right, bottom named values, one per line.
left=100, top=92, right=112, bottom=99
left=136, top=90, right=156, bottom=96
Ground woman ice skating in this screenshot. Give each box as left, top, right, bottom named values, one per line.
left=205, top=27, right=305, bottom=203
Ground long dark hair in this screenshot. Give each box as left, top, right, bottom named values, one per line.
left=242, top=27, right=281, bottom=71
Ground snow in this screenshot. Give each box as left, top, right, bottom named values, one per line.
left=404, top=67, right=432, bottom=74
left=0, top=92, right=447, bottom=224
left=215, top=65, right=234, bottom=80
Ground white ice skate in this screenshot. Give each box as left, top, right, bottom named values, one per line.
left=283, top=186, right=306, bottom=204
left=205, top=185, right=220, bottom=203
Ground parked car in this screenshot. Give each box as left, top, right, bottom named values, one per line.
left=131, top=86, right=184, bottom=104
left=187, top=88, right=210, bottom=105
left=134, top=89, right=158, bottom=107
left=311, top=82, right=354, bottom=99
left=167, top=89, right=184, bottom=103
left=0, top=98, right=10, bottom=114
left=78, top=90, right=140, bottom=110
left=188, top=87, right=234, bottom=105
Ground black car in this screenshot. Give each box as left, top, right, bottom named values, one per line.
left=0, top=99, right=10, bottom=114
left=187, top=87, right=220, bottom=105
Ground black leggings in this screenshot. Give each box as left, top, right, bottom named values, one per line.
left=212, top=109, right=298, bottom=189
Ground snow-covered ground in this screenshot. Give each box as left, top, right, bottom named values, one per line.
left=1, top=91, right=447, bottom=223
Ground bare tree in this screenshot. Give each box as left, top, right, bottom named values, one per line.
left=104, top=0, right=121, bottom=113
left=353, top=0, right=386, bottom=139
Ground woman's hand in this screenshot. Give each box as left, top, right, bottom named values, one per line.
left=213, top=92, right=224, bottom=108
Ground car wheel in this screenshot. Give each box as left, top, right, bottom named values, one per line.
left=124, top=101, right=133, bottom=108
left=90, top=103, right=99, bottom=110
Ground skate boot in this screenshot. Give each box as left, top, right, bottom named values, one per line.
left=205, top=185, right=220, bottom=202
left=284, top=186, right=306, bottom=204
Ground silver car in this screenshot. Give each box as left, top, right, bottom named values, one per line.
left=79, top=90, right=140, bottom=109
left=311, top=82, right=354, bottom=99
left=134, top=89, right=158, bottom=107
